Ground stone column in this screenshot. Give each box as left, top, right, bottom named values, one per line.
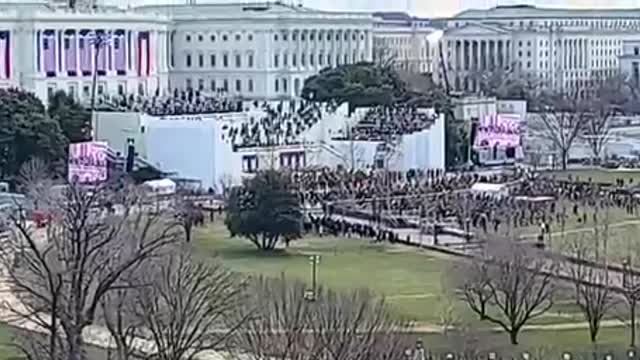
left=475, top=40, right=480, bottom=71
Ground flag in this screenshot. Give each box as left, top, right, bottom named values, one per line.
left=64, top=30, right=77, bottom=75
left=137, top=31, right=149, bottom=77
left=114, top=30, right=126, bottom=74
left=95, top=30, right=106, bottom=73
left=79, top=30, right=91, bottom=75
left=0, top=31, right=8, bottom=79
left=43, top=30, right=56, bottom=76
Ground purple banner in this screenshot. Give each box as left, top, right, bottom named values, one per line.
left=43, top=30, right=56, bottom=75
left=64, top=30, right=77, bottom=74
left=79, top=30, right=91, bottom=75
left=114, top=30, right=126, bottom=73
left=68, top=141, right=108, bottom=184
left=474, top=113, right=522, bottom=148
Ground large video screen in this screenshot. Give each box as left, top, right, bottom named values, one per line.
left=68, top=141, right=109, bottom=184
left=474, top=113, right=522, bottom=148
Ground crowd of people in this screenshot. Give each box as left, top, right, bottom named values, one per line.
left=333, top=106, right=437, bottom=142
left=304, top=214, right=400, bottom=242
left=291, top=167, right=522, bottom=207
left=94, top=89, right=242, bottom=115
left=222, top=101, right=323, bottom=149
left=286, top=167, right=640, bottom=242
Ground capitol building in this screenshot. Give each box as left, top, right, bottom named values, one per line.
left=1, top=0, right=640, bottom=102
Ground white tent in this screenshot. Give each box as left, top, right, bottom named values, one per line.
left=143, top=178, right=176, bottom=196
left=470, top=182, right=509, bottom=197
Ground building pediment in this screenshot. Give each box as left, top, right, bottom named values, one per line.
left=444, top=23, right=509, bottom=37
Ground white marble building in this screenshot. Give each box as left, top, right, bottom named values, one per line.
left=0, top=0, right=170, bottom=103
left=438, top=4, right=640, bottom=92
left=0, top=0, right=374, bottom=103
left=371, top=12, right=440, bottom=75
left=135, top=2, right=374, bottom=100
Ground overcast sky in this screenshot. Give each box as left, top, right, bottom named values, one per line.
left=102, top=0, right=640, bottom=18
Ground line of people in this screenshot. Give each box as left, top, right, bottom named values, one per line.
left=222, top=101, right=323, bottom=149
left=94, top=89, right=242, bottom=115
left=332, top=105, right=437, bottom=142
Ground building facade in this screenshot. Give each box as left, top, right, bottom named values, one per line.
left=0, top=0, right=374, bottom=103
left=371, top=12, right=440, bottom=75
left=619, top=40, right=640, bottom=86
left=137, top=2, right=374, bottom=100
left=0, top=1, right=169, bottom=103
left=438, top=4, right=640, bottom=92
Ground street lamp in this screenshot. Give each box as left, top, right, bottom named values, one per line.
left=88, top=31, right=112, bottom=140
left=305, top=254, right=320, bottom=301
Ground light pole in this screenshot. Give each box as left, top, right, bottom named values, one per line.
left=623, top=257, right=640, bottom=349
left=88, top=31, right=111, bottom=140
left=305, top=254, right=320, bottom=301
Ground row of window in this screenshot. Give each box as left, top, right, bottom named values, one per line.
left=183, top=51, right=365, bottom=69
left=185, top=33, right=254, bottom=43
left=185, top=78, right=255, bottom=93
left=452, top=19, right=640, bottom=30
left=273, top=52, right=364, bottom=68
left=185, top=53, right=254, bottom=69
left=183, top=30, right=367, bottom=44
left=273, top=31, right=365, bottom=42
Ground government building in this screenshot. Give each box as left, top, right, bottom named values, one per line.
left=0, top=0, right=374, bottom=103
left=3, top=0, right=640, bottom=103
left=438, top=4, right=640, bottom=92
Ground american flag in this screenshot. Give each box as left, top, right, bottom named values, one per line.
left=43, top=30, right=56, bottom=76
left=64, top=30, right=77, bottom=75
left=0, top=31, right=9, bottom=79
left=114, top=30, right=126, bottom=74
left=91, top=30, right=109, bottom=74
left=79, top=30, right=91, bottom=75
left=137, top=31, right=150, bottom=77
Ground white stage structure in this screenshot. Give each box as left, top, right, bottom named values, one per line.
left=93, top=104, right=446, bottom=191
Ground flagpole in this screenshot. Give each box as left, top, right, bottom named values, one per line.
left=89, top=32, right=109, bottom=141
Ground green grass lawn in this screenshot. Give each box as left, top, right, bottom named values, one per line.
left=543, top=168, right=640, bottom=184
left=194, top=222, right=638, bottom=352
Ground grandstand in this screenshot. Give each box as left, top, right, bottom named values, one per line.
left=92, top=93, right=446, bottom=191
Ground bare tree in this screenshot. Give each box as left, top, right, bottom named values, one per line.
left=564, top=235, right=616, bottom=343
left=458, top=239, right=557, bottom=345
left=99, top=275, right=142, bottom=360
left=452, top=256, right=491, bottom=321
left=237, top=275, right=312, bottom=360
left=535, top=90, right=588, bottom=170
left=239, top=276, right=413, bottom=360
left=435, top=290, right=460, bottom=336
left=134, top=246, right=249, bottom=360
left=217, top=174, right=234, bottom=200
left=174, top=197, right=204, bottom=243
left=1, top=180, right=180, bottom=360
left=581, top=75, right=631, bottom=162
left=309, top=286, right=410, bottom=360
left=442, top=321, right=487, bottom=360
